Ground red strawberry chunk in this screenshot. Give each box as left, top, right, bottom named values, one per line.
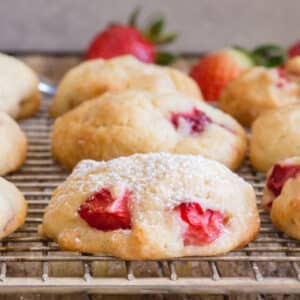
left=275, top=67, right=291, bottom=88
left=267, top=164, right=300, bottom=197
left=175, top=202, right=225, bottom=246
left=170, top=107, right=236, bottom=136
left=78, top=188, right=131, bottom=231
left=171, top=108, right=212, bottom=135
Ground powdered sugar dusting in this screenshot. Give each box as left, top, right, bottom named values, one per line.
left=66, top=153, right=246, bottom=212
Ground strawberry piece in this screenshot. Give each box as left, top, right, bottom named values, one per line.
left=85, top=25, right=155, bottom=63
left=288, top=41, right=300, bottom=58
left=171, top=107, right=212, bottom=135
left=176, top=202, right=225, bottom=246
left=275, top=67, right=291, bottom=88
left=190, top=49, right=253, bottom=101
left=78, top=188, right=131, bottom=231
left=267, top=164, right=300, bottom=197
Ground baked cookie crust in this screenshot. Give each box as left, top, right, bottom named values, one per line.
left=0, top=53, right=40, bottom=119
left=0, top=177, right=27, bottom=239
left=250, top=105, right=300, bottom=172
left=51, top=90, right=247, bottom=170
left=40, top=153, right=259, bottom=259
left=262, top=157, right=300, bottom=240
left=49, top=55, right=202, bottom=117
left=0, top=112, right=27, bottom=175
left=219, top=66, right=300, bottom=127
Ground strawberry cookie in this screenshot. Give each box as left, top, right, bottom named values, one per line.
left=219, top=65, right=300, bottom=127
left=250, top=105, right=300, bottom=172
left=49, top=55, right=202, bottom=117
left=51, top=90, right=247, bottom=170
left=0, top=112, right=27, bottom=175
left=0, top=177, right=27, bottom=239
left=262, top=157, right=300, bottom=240
left=0, top=53, right=40, bottom=119
left=39, top=153, right=259, bottom=259
left=286, top=56, right=300, bottom=85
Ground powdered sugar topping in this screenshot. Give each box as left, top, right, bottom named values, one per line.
left=66, top=153, right=247, bottom=213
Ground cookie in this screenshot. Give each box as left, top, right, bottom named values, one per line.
left=286, top=56, right=300, bottom=85
left=49, top=55, right=202, bottom=117
left=40, top=153, right=259, bottom=259
left=0, top=177, right=27, bottom=239
left=250, top=105, right=300, bottom=172
left=219, top=66, right=300, bottom=127
left=262, top=157, right=300, bottom=240
left=0, top=53, right=40, bottom=119
left=51, top=90, right=247, bottom=170
left=0, top=112, right=27, bottom=175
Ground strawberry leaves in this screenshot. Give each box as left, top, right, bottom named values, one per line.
left=144, top=17, right=165, bottom=41
left=143, top=15, right=177, bottom=46
left=128, top=6, right=141, bottom=28
left=155, top=32, right=178, bottom=45
left=127, top=7, right=178, bottom=65
left=234, top=44, right=287, bottom=68
left=252, top=44, right=287, bottom=67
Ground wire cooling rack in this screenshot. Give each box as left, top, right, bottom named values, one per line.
left=2, top=96, right=300, bottom=295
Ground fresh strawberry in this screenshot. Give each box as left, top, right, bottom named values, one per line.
left=85, top=8, right=177, bottom=65
left=190, top=49, right=253, bottom=101
left=175, top=202, right=225, bottom=246
left=78, top=188, right=131, bottom=231
left=171, top=108, right=212, bottom=135
left=288, top=41, right=300, bottom=58
left=267, top=164, right=300, bottom=197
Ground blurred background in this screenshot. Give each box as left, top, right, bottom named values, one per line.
left=1, top=0, right=299, bottom=53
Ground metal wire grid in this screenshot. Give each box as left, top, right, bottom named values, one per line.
left=1, top=98, right=300, bottom=294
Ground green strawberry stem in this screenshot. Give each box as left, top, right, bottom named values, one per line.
left=235, top=44, right=287, bottom=68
